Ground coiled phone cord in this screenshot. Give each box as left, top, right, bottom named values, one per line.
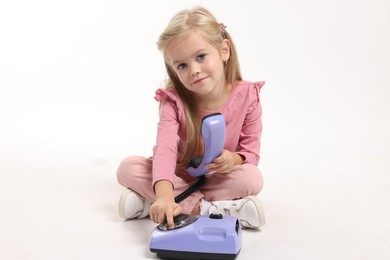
left=174, top=175, right=206, bottom=203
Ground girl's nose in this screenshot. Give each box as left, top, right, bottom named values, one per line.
left=191, top=63, right=201, bottom=76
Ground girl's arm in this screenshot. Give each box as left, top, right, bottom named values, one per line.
left=206, top=82, right=264, bottom=173
left=235, top=82, right=263, bottom=165
left=151, top=91, right=184, bottom=228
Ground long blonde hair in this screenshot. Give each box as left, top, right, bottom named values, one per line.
left=157, top=6, right=242, bottom=168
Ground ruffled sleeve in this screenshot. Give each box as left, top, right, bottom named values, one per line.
left=247, top=81, right=264, bottom=112
left=154, top=88, right=184, bottom=122
left=154, top=89, right=165, bottom=102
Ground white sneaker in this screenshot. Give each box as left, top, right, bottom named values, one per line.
left=209, top=196, right=265, bottom=229
left=118, top=189, right=151, bottom=219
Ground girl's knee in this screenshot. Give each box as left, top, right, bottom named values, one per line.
left=116, top=156, right=151, bottom=187
left=117, top=156, right=135, bottom=181
left=203, top=164, right=264, bottom=200
left=238, top=164, right=264, bottom=194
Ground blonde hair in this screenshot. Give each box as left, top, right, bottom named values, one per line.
left=157, top=6, right=242, bottom=168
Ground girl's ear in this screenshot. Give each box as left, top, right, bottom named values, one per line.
left=221, top=39, right=231, bottom=61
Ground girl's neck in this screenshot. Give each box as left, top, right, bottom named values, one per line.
left=198, top=82, right=232, bottom=111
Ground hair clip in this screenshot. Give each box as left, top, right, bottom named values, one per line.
left=220, top=23, right=227, bottom=39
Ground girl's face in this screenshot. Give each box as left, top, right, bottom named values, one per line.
left=166, top=31, right=230, bottom=99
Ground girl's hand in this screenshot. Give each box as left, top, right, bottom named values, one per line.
left=206, top=149, right=243, bottom=174
left=150, top=197, right=182, bottom=229
left=150, top=180, right=182, bottom=229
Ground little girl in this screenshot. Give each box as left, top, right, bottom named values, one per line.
left=117, top=6, right=265, bottom=229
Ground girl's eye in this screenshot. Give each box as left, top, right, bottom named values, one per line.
left=197, top=54, right=206, bottom=61
left=177, top=63, right=187, bottom=70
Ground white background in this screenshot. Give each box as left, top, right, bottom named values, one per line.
left=1, top=0, right=389, bottom=259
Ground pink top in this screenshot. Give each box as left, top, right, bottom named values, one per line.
left=152, top=80, right=265, bottom=189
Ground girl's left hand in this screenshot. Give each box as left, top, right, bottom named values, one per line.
left=206, top=149, right=242, bottom=174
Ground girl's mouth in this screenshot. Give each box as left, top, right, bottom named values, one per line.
left=193, top=76, right=209, bottom=84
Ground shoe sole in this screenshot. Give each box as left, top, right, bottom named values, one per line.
left=240, top=195, right=265, bottom=229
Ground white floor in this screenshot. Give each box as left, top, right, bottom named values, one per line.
left=1, top=1, right=390, bottom=259
left=1, top=107, right=389, bottom=260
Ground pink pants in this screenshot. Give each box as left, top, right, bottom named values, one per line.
left=116, top=156, right=264, bottom=214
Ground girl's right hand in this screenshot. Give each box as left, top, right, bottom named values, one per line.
left=149, top=197, right=182, bottom=229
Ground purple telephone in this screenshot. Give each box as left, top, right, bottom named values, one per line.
left=150, top=214, right=242, bottom=259
left=149, top=113, right=242, bottom=260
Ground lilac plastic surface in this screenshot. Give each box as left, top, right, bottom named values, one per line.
left=150, top=215, right=242, bottom=255
left=187, top=113, right=226, bottom=177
